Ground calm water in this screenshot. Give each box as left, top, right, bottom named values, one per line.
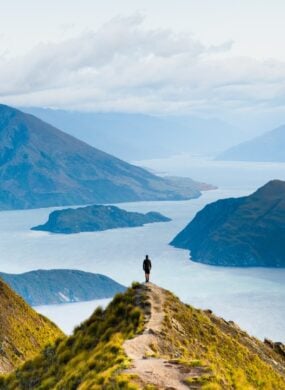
left=135, top=154, right=285, bottom=189
left=36, top=298, right=111, bottom=334
left=0, top=158, right=284, bottom=340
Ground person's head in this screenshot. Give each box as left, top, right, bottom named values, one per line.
left=145, top=254, right=149, bottom=259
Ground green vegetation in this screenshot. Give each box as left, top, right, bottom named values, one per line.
left=0, top=278, right=63, bottom=374
left=0, top=284, right=147, bottom=389
left=159, top=290, right=285, bottom=389
left=1, top=282, right=284, bottom=389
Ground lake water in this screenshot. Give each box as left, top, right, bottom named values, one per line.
left=36, top=298, right=111, bottom=334
left=0, top=156, right=284, bottom=341
left=135, top=153, right=285, bottom=190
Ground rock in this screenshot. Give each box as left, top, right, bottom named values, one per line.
left=264, top=339, right=285, bottom=358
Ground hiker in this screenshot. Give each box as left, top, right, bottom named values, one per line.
left=143, top=255, right=152, bottom=283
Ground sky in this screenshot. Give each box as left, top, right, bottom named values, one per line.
left=1, top=0, right=285, bottom=128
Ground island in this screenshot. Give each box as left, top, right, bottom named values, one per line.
left=31, top=204, right=171, bottom=234
left=0, top=269, right=126, bottom=306
left=170, top=180, right=285, bottom=267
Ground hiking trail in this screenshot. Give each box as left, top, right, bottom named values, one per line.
left=123, top=283, right=199, bottom=389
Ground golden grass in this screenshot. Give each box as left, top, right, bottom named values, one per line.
left=159, top=290, right=285, bottom=389
left=1, top=283, right=284, bottom=390
left=0, top=283, right=147, bottom=389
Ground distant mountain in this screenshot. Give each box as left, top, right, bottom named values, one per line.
left=170, top=180, right=285, bottom=267
left=217, top=125, right=285, bottom=162
left=0, top=104, right=206, bottom=210
left=1, top=284, right=285, bottom=388
left=31, top=205, right=171, bottom=234
left=21, top=107, right=243, bottom=160
left=0, top=277, right=63, bottom=373
left=0, top=269, right=126, bottom=306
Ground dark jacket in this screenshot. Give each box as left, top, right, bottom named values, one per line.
left=143, top=258, right=152, bottom=272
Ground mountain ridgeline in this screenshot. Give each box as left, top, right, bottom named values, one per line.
left=0, top=277, right=63, bottom=374
left=21, top=107, right=242, bottom=160
left=0, top=270, right=126, bottom=306
left=31, top=205, right=171, bottom=234
left=171, top=180, right=285, bottom=267
left=0, top=283, right=284, bottom=389
left=217, top=124, right=285, bottom=162
left=0, top=104, right=205, bottom=211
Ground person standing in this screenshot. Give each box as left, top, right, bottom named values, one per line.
left=143, top=255, right=152, bottom=283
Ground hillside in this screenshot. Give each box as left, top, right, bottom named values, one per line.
left=31, top=205, right=171, bottom=234
left=21, top=107, right=243, bottom=160
left=0, top=270, right=126, bottom=306
left=0, top=104, right=203, bottom=211
left=171, top=180, right=285, bottom=267
left=1, top=283, right=284, bottom=389
left=0, top=278, right=63, bottom=374
left=217, top=125, right=285, bottom=162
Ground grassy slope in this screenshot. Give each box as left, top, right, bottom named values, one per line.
left=0, top=278, right=63, bottom=374
left=159, top=289, right=285, bottom=389
left=0, top=284, right=147, bottom=389
left=1, top=284, right=284, bottom=389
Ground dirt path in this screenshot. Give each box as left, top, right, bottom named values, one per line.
left=123, top=283, right=190, bottom=390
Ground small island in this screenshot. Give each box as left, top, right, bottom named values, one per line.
left=31, top=204, right=171, bottom=234
left=170, top=180, right=285, bottom=267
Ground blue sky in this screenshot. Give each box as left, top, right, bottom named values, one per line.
left=1, top=0, right=285, bottom=128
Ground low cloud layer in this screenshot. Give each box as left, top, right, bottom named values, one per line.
left=1, top=14, right=285, bottom=117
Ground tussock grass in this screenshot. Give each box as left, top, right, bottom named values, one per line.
left=159, top=290, right=285, bottom=389
left=1, top=283, right=284, bottom=389
left=0, top=278, right=63, bottom=373
left=0, top=285, right=146, bottom=389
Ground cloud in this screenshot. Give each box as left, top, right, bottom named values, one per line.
left=0, top=14, right=285, bottom=117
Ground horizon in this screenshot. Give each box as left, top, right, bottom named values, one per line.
left=1, top=1, right=285, bottom=132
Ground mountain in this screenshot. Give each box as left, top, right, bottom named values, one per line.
left=0, top=270, right=126, bottom=306
left=21, top=107, right=243, bottom=160
left=171, top=180, right=285, bottom=267
left=0, top=104, right=206, bottom=211
left=217, top=124, right=285, bottom=162
left=31, top=205, right=171, bottom=234
left=0, top=277, right=63, bottom=374
left=1, top=283, right=284, bottom=388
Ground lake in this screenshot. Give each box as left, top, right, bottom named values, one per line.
left=0, top=156, right=284, bottom=341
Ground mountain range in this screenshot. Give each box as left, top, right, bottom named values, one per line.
left=0, top=277, right=62, bottom=373
left=0, top=270, right=126, bottom=306
left=1, top=283, right=284, bottom=388
left=171, top=180, right=285, bottom=267
left=217, top=124, right=285, bottom=162
left=21, top=107, right=245, bottom=160
left=0, top=104, right=207, bottom=210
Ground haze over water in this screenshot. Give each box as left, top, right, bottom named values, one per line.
left=1, top=157, right=284, bottom=340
